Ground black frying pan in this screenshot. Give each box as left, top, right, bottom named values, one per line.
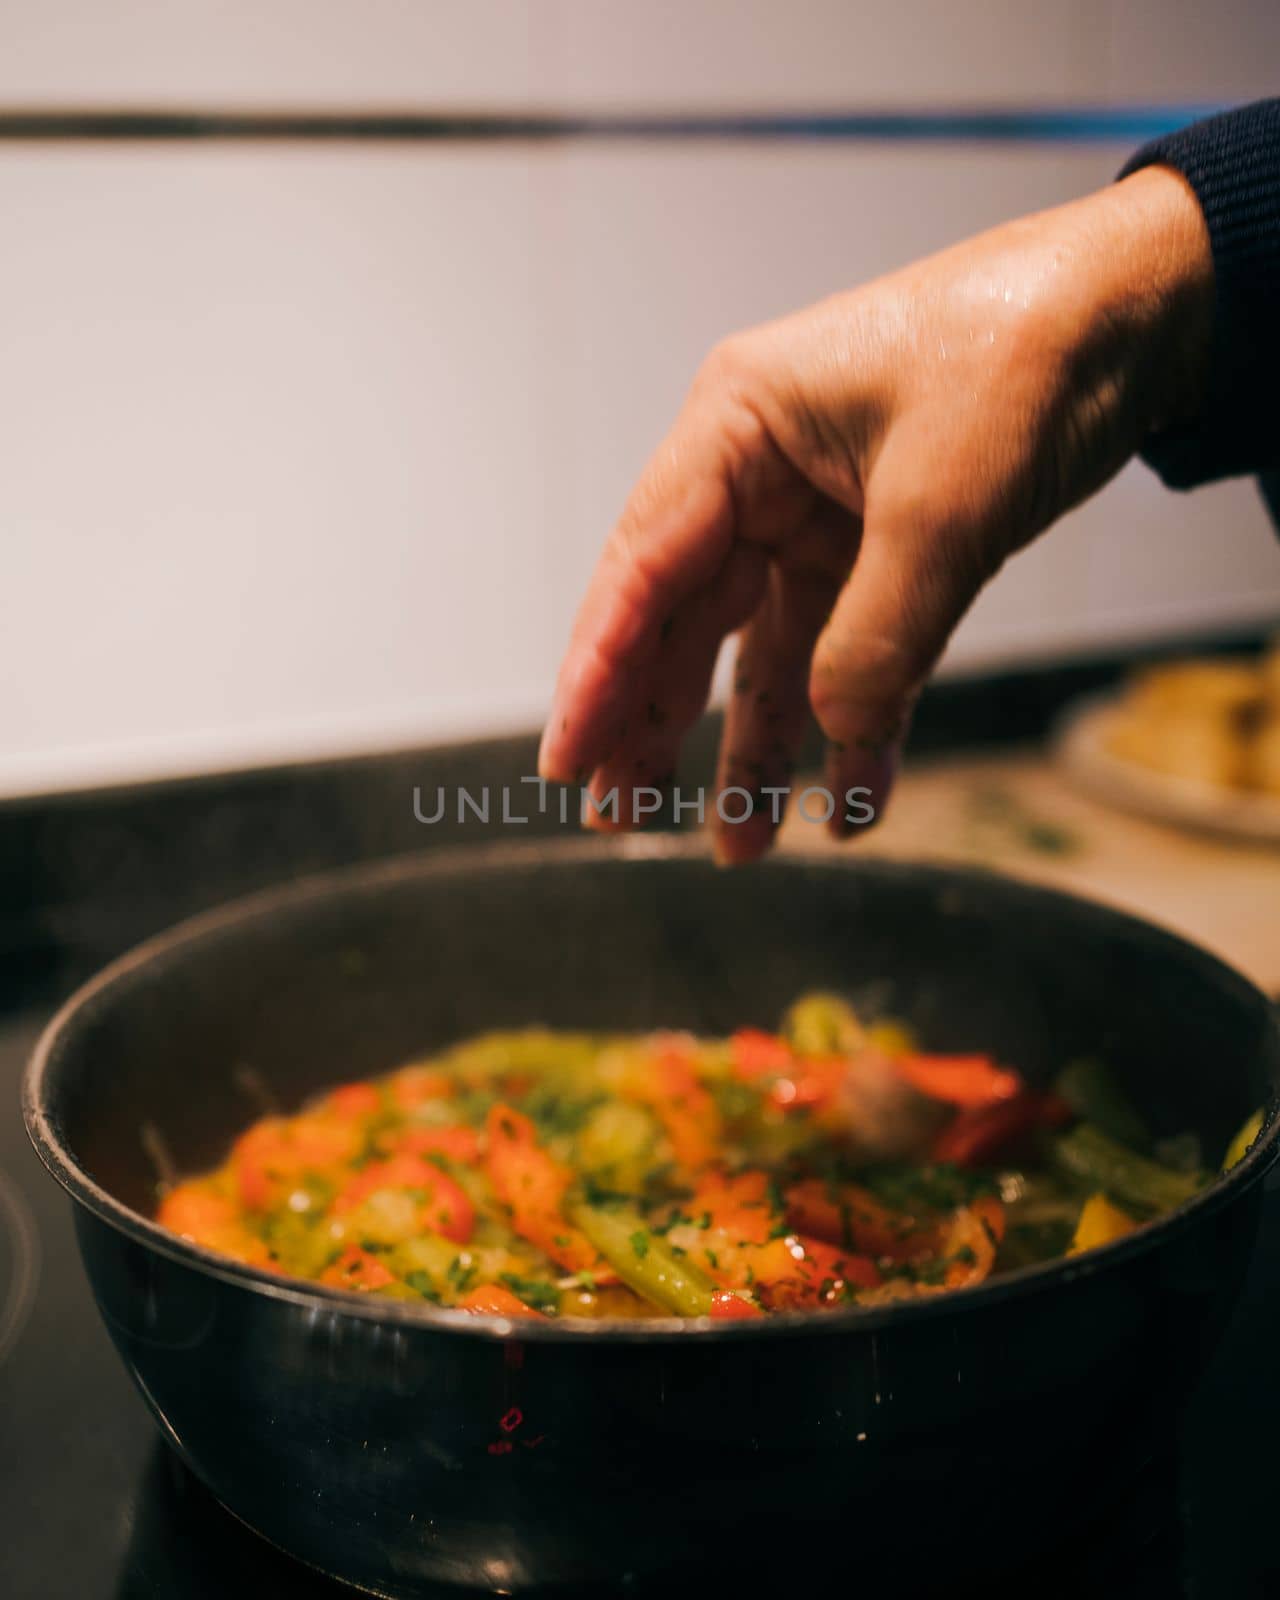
left=22, top=839, right=1280, bottom=1595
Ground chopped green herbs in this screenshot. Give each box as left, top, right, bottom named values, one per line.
left=498, top=1273, right=561, bottom=1316
left=158, top=1002, right=1213, bottom=1322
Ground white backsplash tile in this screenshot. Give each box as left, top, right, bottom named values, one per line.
left=3, top=2, right=1276, bottom=112
left=1101, top=1, right=1280, bottom=106
left=1, top=77, right=1277, bottom=793
left=0, top=2, right=536, bottom=109
left=0, top=146, right=557, bottom=791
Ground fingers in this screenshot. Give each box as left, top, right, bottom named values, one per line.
left=537, top=397, right=750, bottom=787
left=809, top=496, right=995, bottom=837
left=712, top=505, right=857, bottom=864
left=582, top=539, right=769, bottom=830
left=537, top=328, right=825, bottom=794
left=538, top=471, right=734, bottom=787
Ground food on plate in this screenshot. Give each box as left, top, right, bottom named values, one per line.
left=1102, top=644, right=1280, bottom=794
left=157, top=994, right=1257, bottom=1320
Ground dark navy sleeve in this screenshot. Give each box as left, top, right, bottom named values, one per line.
left=1120, top=99, right=1280, bottom=491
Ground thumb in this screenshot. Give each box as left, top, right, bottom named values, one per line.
left=808, top=504, right=995, bottom=836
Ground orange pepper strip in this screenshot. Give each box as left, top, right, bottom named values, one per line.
left=942, top=1196, right=1006, bottom=1288
left=682, top=1172, right=880, bottom=1306
left=325, top=1082, right=383, bottom=1119
left=484, top=1105, right=614, bottom=1279
left=383, top=1125, right=483, bottom=1167
left=624, top=1043, right=721, bottom=1171
left=668, top=1170, right=774, bottom=1286
left=157, top=1183, right=279, bottom=1270
left=729, top=1029, right=794, bottom=1080
left=457, top=1284, right=544, bottom=1319
left=157, top=1190, right=280, bottom=1273
left=158, top=1183, right=238, bottom=1239
left=320, top=1245, right=396, bottom=1292
left=232, top=1125, right=286, bottom=1211
left=893, top=1054, right=1022, bottom=1108
left=972, top=1193, right=1007, bottom=1244
left=388, top=1066, right=454, bottom=1108
left=787, top=1179, right=1005, bottom=1290
left=333, top=1152, right=475, bottom=1244
left=692, top=1168, right=775, bottom=1243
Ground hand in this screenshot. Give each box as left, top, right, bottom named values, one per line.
left=539, top=167, right=1213, bottom=862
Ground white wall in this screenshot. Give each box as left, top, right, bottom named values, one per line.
left=1, top=3, right=1278, bottom=797
left=4, top=1, right=1278, bottom=109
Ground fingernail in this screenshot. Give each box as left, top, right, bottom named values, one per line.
left=826, top=739, right=900, bottom=838
left=537, top=711, right=572, bottom=783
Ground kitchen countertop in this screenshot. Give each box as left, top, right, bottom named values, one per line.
left=779, top=747, right=1280, bottom=993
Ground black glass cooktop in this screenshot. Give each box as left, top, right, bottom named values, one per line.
left=3, top=1006, right=1277, bottom=1600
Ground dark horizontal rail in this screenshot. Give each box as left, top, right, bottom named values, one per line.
left=0, top=104, right=1222, bottom=145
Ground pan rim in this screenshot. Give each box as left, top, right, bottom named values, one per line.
left=23, top=833, right=1280, bottom=1344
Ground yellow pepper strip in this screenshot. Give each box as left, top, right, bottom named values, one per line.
left=1223, top=1108, right=1265, bottom=1173
left=1069, top=1192, right=1138, bottom=1256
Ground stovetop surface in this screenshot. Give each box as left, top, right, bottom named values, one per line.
left=3, top=1004, right=1278, bottom=1600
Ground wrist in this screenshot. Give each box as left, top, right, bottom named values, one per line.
left=1088, top=166, right=1214, bottom=435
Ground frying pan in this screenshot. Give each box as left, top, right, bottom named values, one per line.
left=22, top=838, right=1280, bottom=1595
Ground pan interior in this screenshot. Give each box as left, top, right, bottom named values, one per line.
left=34, top=847, right=1280, bottom=1221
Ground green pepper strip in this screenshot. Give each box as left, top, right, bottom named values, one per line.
left=1054, top=1059, right=1151, bottom=1154
left=1053, top=1124, right=1205, bottom=1217
left=572, top=1204, right=715, bottom=1316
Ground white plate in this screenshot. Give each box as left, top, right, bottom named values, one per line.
left=1054, top=695, right=1280, bottom=845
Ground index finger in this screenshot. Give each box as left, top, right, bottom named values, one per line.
left=537, top=417, right=739, bottom=785
left=537, top=377, right=816, bottom=786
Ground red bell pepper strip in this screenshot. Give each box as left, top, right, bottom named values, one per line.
left=730, top=1031, right=851, bottom=1117
left=784, top=1234, right=882, bottom=1292
left=749, top=1234, right=882, bottom=1309
left=766, top=1056, right=849, bottom=1114
left=931, top=1091, right=1072, bottom=1167
left=320, top=1245, right=396, bottom=1292
left=232, top=1115, right=363, bottom=1211
left=709, top=1289, right=763, bottom=1320
left=388, top=1066, right=454, bottom=1108
left=784, top=1177, right=934, bottom=1263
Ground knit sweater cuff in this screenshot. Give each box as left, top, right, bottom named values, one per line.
left=1120, top=99, right=1280, bottom=489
